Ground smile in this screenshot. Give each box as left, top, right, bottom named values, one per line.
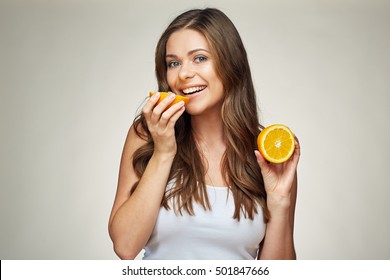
left=182, top=86, right=207, bottom=95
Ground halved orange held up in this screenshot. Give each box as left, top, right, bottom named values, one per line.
left=257, top=124, right=295, bottom=163
left=149, top=91, right=189, bottom=108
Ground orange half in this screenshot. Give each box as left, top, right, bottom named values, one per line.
left=149, top=92, right=189, bottom=108
left=257, top=124, right=295, bottom=163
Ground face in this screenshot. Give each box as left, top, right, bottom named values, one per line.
left=165, top=29, right=224, bottom=116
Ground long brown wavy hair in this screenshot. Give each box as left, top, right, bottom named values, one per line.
left=132, top=8, right=270, bottom=222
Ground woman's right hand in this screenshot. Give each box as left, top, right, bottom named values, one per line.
left=142, top=92, right=186, bottom=157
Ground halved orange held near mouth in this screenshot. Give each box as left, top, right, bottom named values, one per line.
left=257, top=124, right=295, bottom=164
left=149, top=92, right=189, bottom=108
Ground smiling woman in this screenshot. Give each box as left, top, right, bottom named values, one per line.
left=108, top=8, right=300, bottom=260
left=165, top=29, right=225, bottom=116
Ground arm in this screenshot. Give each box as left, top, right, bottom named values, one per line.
left=257, top=174, right=297, bottom=259
left=255, top=137, right=300, bottom=260
left=108, top=93, right=185, bottom=259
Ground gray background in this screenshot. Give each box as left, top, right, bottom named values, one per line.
left=1, top=0, right=389, bottom=259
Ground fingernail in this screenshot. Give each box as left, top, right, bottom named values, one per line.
left=151, top=92, right=160, bottom=101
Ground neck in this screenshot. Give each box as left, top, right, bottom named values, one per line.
left=190, top=110, right=225, bottom=147
left=190, top=110, right=227, bottom=188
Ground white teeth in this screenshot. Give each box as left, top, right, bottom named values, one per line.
left=182, top=86, right=206, bottom=94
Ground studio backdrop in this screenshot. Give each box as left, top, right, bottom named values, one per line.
left=1, top=0, right=389, bottom=259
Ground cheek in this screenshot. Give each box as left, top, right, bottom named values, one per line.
left=166, top=71, right=176, bottom=88
left=204, top=65, right=222, bottom=87
left=209, top=72, right=224, bottom=92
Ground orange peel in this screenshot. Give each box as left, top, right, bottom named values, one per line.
left=149, top=91, right=189, bottom=108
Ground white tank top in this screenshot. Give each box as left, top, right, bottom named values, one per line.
left=143, top=184, right=266, bottom=260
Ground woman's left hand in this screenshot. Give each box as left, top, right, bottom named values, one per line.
left=255, top=136, right=300, bottom=206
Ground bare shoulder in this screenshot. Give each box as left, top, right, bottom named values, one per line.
left=119, top=123, right=149, bottom=189
left=123, top=123, right=149, bottom=158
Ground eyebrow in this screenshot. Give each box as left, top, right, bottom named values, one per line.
left=166, top=48, right=210, bottom=58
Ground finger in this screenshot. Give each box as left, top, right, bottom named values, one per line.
left=292, top=136, right=301, bottom=163
left=295, top=136, right=300, bottom=155
left=254, top=150, right=269, bottom=171
left=142, top=92, right=161, bottom=119
left=166, top=103, right=186, bottom=129
left=150, top=93, right=176, bottom=123
left=283, top=136, right=300, bottom=176
left=159, top=100, right=185, bottom=127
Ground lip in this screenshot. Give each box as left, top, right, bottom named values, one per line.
left=178, top=84, right=207, bottom=98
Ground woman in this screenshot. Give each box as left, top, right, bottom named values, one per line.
left=109, top=8, right=300, bottom=260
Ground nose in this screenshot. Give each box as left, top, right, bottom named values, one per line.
left=178, top=61, right=195, bottom=80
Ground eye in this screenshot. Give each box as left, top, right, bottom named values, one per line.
left=194, top=56, right=207, bottom=63
left=167, top=61, right=180, bottom=68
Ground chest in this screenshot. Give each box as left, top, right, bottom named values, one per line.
left=149, top=186, right=266, bottom=251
